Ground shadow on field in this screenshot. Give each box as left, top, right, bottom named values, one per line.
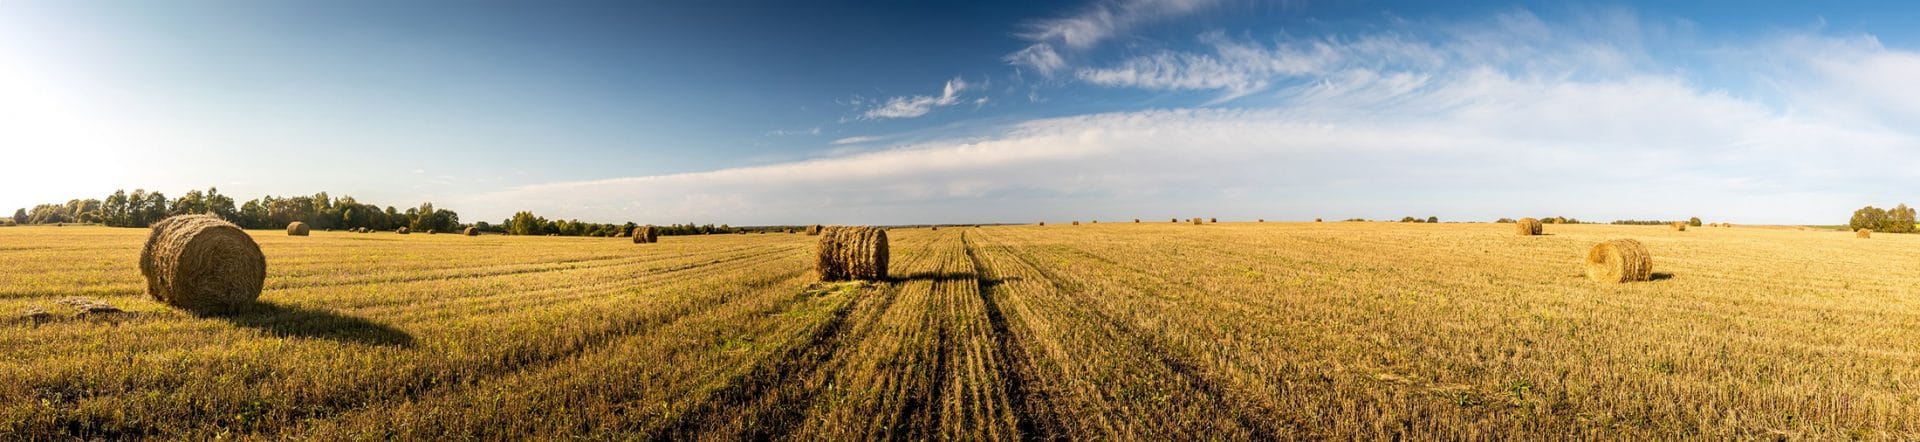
left=1650, top=272, right=1674, bottom=281
left=198, top=301, right=415, bottom=347
left=890, top=270, right=1022, bottom=285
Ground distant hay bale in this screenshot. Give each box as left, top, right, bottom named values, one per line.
left=427, top=230, right=437, bottom=235
left=1515, top=217, right=1543, bottom=236
left=1258, top=219, right=1264, bottom=223
left=1315, top=218, right=1322, bottom=222
left=1039, top=221, right=1045, bottom=226
left=397, top=226, right=411, bottom=234
left=816, top=226, right=889, bottom=281
left=464, top=227, right=479, bottom=236
left=1171, top=218, right=1178, bottom=223
left=139, top=214, right=265, bottom=310
left=806, top=224, right=823, bottom=235
left=1586, top=239, right=1653, bottom=283
left=286, top=221, right=309, bottom=236
left=632, top=225, right=659, bottom=243
left=1072, top=221, right=1080, bottom=226
left=1134, top=219, right=1140, bottom=223
left=1209, top=217, right=1217, bottom=223
left=1669, top=222, right=1686, bottom=232
left=1191, top=218, right=1203, bottom=225
left=1857, top=228, right=1871, bottom=238
left=786, top=228, right=796, bottom=234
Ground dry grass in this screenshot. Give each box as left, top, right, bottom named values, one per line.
left=2, top=223, right=1917, bottom=439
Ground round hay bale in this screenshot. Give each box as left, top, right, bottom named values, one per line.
left=1209, top=218, right=1217, bottom=223
left=1071, top=221, right=1080, bottom=226
left=464, top=227, right=479, bottom=236
left=1038, top=221, right=1045, bottom=226
left=632, top=225, right=659, bottom=243
left=1134, top=219, right=1140, bottom=223
left=397, top=227, right=411, bottom=234
left=805, top=224, right=823, bottom=236
left=1857, top=228, right=1871, bottom=239
left=1258, top=219, right=1264, bottom=223
left=1315, top=218, right=1322, bottom=222
left=1586, top=239, right=1653, bottom=283
left=140, top=215, right=265, bottom=310
left=1515, top=217, right=1543, bottom=236
left=286, top=221, right=309, bottom=236
left=1669, top=222, right=1686, bottom=232
left=816, top=226, right=888, bottom=281
left=1191, top=218, right=1203, bottom=225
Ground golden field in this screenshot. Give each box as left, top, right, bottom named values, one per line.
left=1, top=222, right=1916, bottom=439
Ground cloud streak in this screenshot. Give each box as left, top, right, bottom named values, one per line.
left=1007, top=0, right=1219, bottom=75
left=860, top=77, right=971, bottom=120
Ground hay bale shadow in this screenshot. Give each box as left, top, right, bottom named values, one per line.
left=196, top=301, right=414, bottom=347
left=1650, top=272, right=1674, bottom=281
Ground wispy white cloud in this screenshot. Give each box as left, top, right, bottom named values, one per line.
left=767, top=127, right=822, bottom=136
left=831, top=135, right=883, bottom=145
left=1007, top=0, right=1220, bottom=75
left=465, top=11, right=1920, bottom=225
left=860, top=77, right=970, bottom=120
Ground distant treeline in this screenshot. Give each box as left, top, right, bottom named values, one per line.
left=11, top=188, right=463, bottom=233
left=1495, top=216, right=1586, bottom=224
left=1850, top=204, right=1916, bottom=233
left=6, top=188, right=785, bottom=237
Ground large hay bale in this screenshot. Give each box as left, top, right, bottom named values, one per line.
left=805, top=224, right=823, bottom=235
left=816, top=226, right=888, bottom=281
left=632, top=225, right=659, bottom=243
left=286, top=221, right=309, bottom=236
left=140, top=215, right=265, bottom=310
left=1586, top=239, right=1653, bottom=283
left=1191, top=218, right=1203, bottom=225
left=464, top=227, right=479, bottom=236
left=1515, top=217, right=1543, bottom=236
left=1669, top=222, right=1686, bottom=232
left=1858, top=228, right=1872, bottom=239
left=397, top=226, right=411, bottom=234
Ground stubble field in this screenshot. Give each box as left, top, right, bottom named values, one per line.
left=2, top=222, right=1916, bottom=439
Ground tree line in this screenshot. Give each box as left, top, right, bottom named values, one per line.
left=7, top=188, right=773, bottom=237
left=1850, top=204, right=1916, bottom=233
left=10, top=188, right=463, bottom=233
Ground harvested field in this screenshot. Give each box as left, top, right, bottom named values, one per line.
left=1, top=223, right=1916, bottom=439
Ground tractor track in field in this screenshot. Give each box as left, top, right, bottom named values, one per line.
left=963, top=231, right=1062, bottom=440
left=646, top=236, right=944, bottom=439
left=981, top=230, right=1295, bottom=439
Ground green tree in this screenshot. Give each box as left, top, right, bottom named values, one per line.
left=1427, top=216, right=1439, bottom=223
left=1885, top=204, right=1916, bottom=233
left=11, top=208, right=26, bottom=224
left=1851, top=206, right=1889, bottom=231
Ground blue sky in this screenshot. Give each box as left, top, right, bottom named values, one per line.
left=4, top=1, right=1918, bottom=225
